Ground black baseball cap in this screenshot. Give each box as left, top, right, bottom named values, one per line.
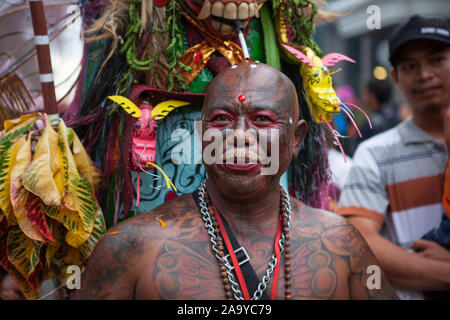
left=389, top=15, right=450, bottom=66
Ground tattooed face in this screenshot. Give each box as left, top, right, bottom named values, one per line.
left=185, top=0, right=267, bottom=37
left=201, top=61, right=307, bottom=198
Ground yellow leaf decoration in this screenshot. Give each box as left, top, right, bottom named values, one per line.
left=0, top=114, right=106, bottom=299
left=57, top=121, right=79, bottom=188
left=65, top=231, right=90, bottom=248
left=63, top=206, right=106, bottom=266
left=0, top=120, right=35, bottom=227
left=22, top=117, right=62, bottom=206
left=151, top=100, right=191, bottom=120
left=72, top=134, right=102, bottom=192
left=63, top=173, right=99, bottom=234
left=44, top=220, right=65, bottom=280
left=42, top=203, right=85, bottom=235
left=0, top=253, right=38, bottom=300
left=10, top=136, right=47, bottom=243
left=108, top=95, right=141, bottom=118
left=0, top=135, right=21, bottom=226
left=7, top=226, right=43, bottom=279
left=4, top=113, right=39, bottom=133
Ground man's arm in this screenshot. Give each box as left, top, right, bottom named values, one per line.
left=70, top=225, right=142, bottom=299
left=348, top=215, right=450, bottom=291
left=410, top=239, right=450, bottom=262
left=319, top=220, right=398, bottom=299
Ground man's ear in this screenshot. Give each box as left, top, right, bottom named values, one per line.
left=293, top=119, right=307, bottom=158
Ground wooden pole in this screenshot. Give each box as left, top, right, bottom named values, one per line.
left=28, top=0, right=57, bottom=114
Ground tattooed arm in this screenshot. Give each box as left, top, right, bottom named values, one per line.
left=70, top=220, right=145, bottom=300
left=320, top=220, right=399, bottom=299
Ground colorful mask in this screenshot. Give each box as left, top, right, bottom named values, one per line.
left=282, top=44, right=371, bottom=160
left=130, top=103, right=157, bottom=172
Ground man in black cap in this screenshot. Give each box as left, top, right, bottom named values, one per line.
left=338, top=15, right=450, bottom=299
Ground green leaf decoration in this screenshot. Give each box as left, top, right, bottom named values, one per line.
left=7, top=226, right=44, bottom=279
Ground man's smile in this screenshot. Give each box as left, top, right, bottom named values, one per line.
left=218, top=162, right=264, bottom=174
left=412, top=85, right=443, bottom=98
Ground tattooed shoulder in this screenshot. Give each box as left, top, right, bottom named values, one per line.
left=289, top=198, right=398, bottom=299
left=70, top=194, right=204, bottom=299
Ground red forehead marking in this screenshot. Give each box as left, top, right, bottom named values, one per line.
left=238, top=95, right=246, bottom=102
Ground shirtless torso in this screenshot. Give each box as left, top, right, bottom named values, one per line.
left=72, top=62, right=398, bottom=300
left=71, top=193, right=397, bottom=300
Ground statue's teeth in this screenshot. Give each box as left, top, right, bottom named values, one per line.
left=197, top=0, right=211, bottom=20
left=238, top=3, right=249, bottom=20
left=211, top=1, right=224, bottom=17
left=221, top=23, right=233, bottom=33
left=211, top=19, right=220, bottom=31
left=223, top=2, right=237, bottom=20
left=249, top=2, right=256, bottom=18
left=208, top=1, right=259, bottom=34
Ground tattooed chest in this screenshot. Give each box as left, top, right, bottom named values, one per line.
left=135, top=234, right=350, bottom=300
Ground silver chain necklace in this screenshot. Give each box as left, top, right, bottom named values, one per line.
left=198, top=181, right=292, bottom=300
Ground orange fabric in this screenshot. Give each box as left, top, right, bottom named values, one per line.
left=386, top=174, right=444, bottom=212
left=336, top=206, right=384, bottom=225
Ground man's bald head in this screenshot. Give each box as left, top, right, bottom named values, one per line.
left=203, top=61, right=300, bottom=121
left=199, top=61, right=307, bottom=200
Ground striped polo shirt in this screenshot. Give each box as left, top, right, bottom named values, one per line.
left=337, top=117, right=447, bottom=247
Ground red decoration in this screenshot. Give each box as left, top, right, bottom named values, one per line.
left=165, top=191, right=178, bottom=202
left=238, top=95, right=246, bottom=102
left=155, top=0, right=170, bottom=6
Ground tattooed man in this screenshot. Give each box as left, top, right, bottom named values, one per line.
left=71, top=62, right=398, bottom=300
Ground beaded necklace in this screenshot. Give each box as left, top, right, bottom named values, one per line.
left=197, top=181, right=292, bottom=300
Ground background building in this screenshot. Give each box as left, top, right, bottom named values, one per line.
left=315, top=0, right=450, bottom=103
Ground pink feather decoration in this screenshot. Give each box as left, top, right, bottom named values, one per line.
left=321, top=53, right=356, bottom=67
left=282, top=44, right=315, bottom=67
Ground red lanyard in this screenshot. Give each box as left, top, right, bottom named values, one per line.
left=271, top=214, right=282, bottom=300
left=211, top=203, right=282, bottom=300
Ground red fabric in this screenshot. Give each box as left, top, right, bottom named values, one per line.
left=184, top=17, right=232, bottom=77
left=154, top=0, right=169, bottom=6
left=212, top=203, right=251, bottom=300
left=289, top=185, right=295, bottom=197
left=270, top=215, right=282, bottom=300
